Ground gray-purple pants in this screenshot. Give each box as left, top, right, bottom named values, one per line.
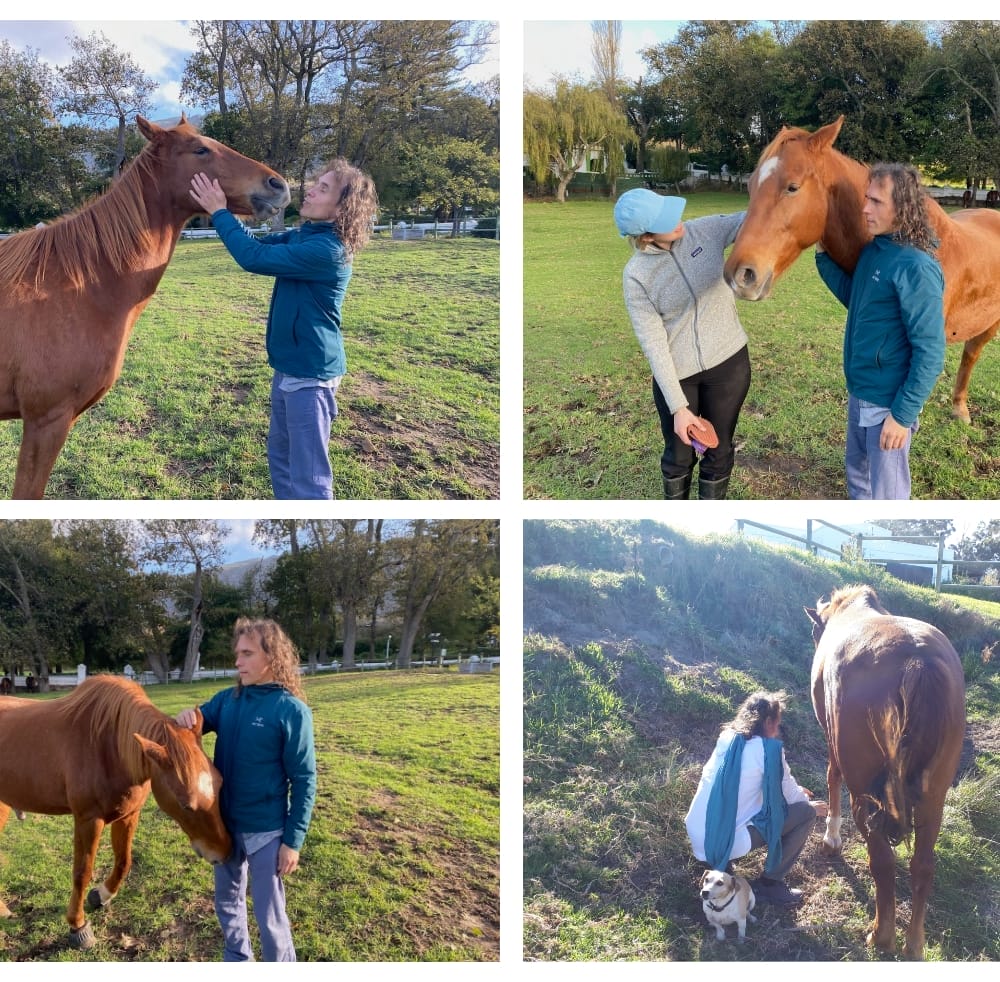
left=214, top=832, right=295, bottom=962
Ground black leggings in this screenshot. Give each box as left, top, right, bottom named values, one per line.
left=653, top=345, right=751, bottom=482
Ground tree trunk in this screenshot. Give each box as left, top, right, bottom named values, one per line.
left=182, top=562, right=205, bottom=682
left=341, top=605, right=358, bottom=669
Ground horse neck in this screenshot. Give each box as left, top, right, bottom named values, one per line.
left=821, top=151, right=871, bottom=273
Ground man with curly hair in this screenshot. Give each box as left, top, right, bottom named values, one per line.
left=816, top=163, right=945, bottom=499
left=176, top=618, right=316, bottom=961
left=190, top=161, right=379, bottom=499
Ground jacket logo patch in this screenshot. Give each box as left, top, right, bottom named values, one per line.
left=690, top=246, right=704, bottom=258
left=252, top=715, right=265, bottom=728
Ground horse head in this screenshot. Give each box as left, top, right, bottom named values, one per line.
left=136, top=115, right=291, bottom=223
left=134, top=710, right=232, bottom=865
left=725, top=116, right=868, bottom=300
left=805, top=584, right=889, bottom=646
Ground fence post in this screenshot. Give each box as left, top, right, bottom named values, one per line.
left=807, top=519, right=813, bottom=555
left=936, top=532, right=946, bottom=591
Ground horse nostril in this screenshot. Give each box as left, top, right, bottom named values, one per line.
left=268, top=176, right=286, bottom=193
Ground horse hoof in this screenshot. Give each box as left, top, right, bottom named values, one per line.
left=820, top=841, right=842, bottom=857
left=86, top=887, right=109, bottom=911
left=866, top=929, right=896, bottom=954
left=69, top=921, right=96, bottom=949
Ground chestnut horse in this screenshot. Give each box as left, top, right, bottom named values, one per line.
left=0, top=115, right=290, bottom=498
left=805, top=585, right=965, bottom=959
left=0, top=675, right=232, bottom=949
left=724, top=116, right=1000, bottom=423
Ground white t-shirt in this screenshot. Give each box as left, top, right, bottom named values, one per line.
left=685, top=731, right=809, bottom=863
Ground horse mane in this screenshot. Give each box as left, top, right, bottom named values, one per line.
left=0, top=147, right=161, bottom=298
left=55, top=676, right=174, bottom=782
left=824, top=584, right=889, bottom=618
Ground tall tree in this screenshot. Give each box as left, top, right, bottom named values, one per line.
left=301, top=520, right=386, bottom=670
left=0, top=40, right=66, bottom=225
left=523, top=78, right=631, bottom=201
left=389, top=520, right=498, bottom=668
left=591, top=20, right=623, bottom=105
left=0, top=521, right=59, bottom=688
left=140, top=520, right=230, bottom=682
left=401, top=137, right=499, bottom=234
left=57, top=30, right=157, bottom=175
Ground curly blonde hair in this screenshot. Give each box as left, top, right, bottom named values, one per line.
left=233, top=617, right=305, bottom=701
left=868, top=163, right=938, bottom=254
left=320, top=158, right=378, bottom=257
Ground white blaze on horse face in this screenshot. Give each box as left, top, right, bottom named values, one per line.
left=756, top=156, right=781, bottom=188
left=198, top=770, right=215, bottom=804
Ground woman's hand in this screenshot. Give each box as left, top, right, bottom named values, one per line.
left=277, top=844, right=300, bottom=876
left=673, top=406, right=699, bottom=446
left=880, top=414, right=910, bottom=451
left=175, top=707, right=198, bottom=728
left=189, top=172, right=229, bottom=213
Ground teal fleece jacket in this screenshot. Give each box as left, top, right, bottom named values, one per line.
left=200, top=683, right=317, bottom=851
left=211, top=209, right=353, bottom=380
left=816, top=235, right=945, bottom=427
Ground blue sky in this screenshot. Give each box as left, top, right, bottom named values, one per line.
left=1, top=18, right=499, bottom=123
left=524, top=20, right=683, bottom=90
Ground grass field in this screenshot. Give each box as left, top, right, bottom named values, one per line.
left=523, top=520, right=1000, bottom=961
left=0, top=236, right=499, bottom=499
left=0, top=670, right=499, bottom=961
left=523, top=195, right=1000, bottom=499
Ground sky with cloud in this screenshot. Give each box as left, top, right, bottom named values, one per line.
left=1, top=21, right=199, bottom=121
left=2, top=19, right=499, bottom=123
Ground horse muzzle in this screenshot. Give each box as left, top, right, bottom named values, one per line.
left=250, top=178, right=292, bottom=220
left=726, top=264, right=774, bottom=302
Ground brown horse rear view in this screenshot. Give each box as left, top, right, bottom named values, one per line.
left=805, top=585, right=965, bottom=959
left=0, top=675, right=232, bottom=949
left=0, top=115, right=290, bottom=498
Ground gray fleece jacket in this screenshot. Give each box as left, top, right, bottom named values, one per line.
left=622, top=212, right=746, bottom=413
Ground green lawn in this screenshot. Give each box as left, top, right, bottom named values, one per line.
left=0, top=671, right=499, bottom=961
left=0, top=236, right=499, bottom=499
left=523, top=194, right=1000, bottom=499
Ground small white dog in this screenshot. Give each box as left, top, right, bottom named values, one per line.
left=700, top=869, right=757, bottom=942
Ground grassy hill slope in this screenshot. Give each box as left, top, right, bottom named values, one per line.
left=523, top=520, right=1000, bottom=961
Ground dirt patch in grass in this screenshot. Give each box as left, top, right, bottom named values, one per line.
left=349, top=791, right=499, bottom=960
left=338, top=375, right=499, bottom=498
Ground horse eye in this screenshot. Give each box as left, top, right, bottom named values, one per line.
left=195, top=147, right=211, bottom=156
left=787, top=183, right=800, bottom=194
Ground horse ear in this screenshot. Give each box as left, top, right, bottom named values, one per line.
left=135, top=116, right=160, bottom=142
left=804, top=606, right=822, bottom=627
left=190, top=707, right=205, bottom=739
left=808, top=117, right=844, bottom=153
left=179, top=111, right=188, bottom=125
left=134, top=732, right=171, bottom=769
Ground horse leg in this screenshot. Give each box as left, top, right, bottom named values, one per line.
left=0, top=802, right=12, bottom=918
left=12, top=411, right=76, bottom=499
left=859, top=821, right=897, bottom=953
left=821, top=755, right=844, bottom=854
left=88, top=810, right=141, bottom=911
left=903, top=794, right=947, bottom=960
left=952, top=324, right=1000, bottom=423
left=68, top=816, right=105, bottom=949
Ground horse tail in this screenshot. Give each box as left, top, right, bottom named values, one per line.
left=866, top=655, right=961, bottom=846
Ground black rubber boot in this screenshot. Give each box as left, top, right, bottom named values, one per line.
left=698, top=476, right=730, bottom=499
left=663, top=474, right=692, bottom=499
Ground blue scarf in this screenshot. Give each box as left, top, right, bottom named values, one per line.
left=704, top=731, right=788, bottom=874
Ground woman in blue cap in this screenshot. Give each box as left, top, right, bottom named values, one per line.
left=614, top=188, right=749, bottom=499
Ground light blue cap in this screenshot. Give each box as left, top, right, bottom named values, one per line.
left=613, top=188, right=686, bottom=236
